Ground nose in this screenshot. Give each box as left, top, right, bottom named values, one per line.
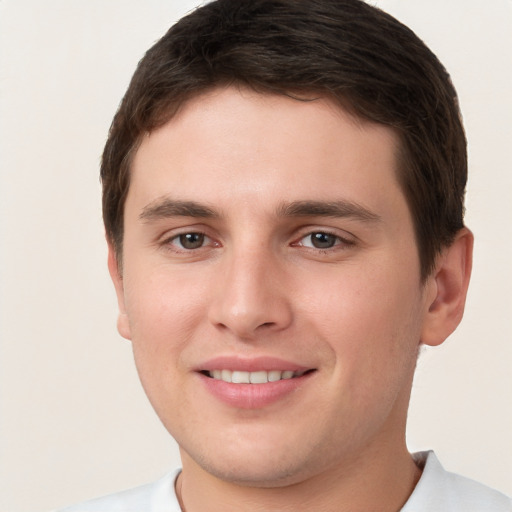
left=208, top=245, right=293, bottom=340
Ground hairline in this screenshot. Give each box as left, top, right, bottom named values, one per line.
left=109, top=84, right=433, bottom=281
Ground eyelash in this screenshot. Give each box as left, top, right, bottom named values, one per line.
left=294, top=231, right=354, bottom=251
left=161, top=229, right=354, bottom=254
left=164, top=232, right=217, bottom=252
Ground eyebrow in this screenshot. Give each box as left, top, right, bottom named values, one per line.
left=277, top=200, right=381, bottom=222
left=139, top=198, right=218, bottom=221
left=139, top=197, right=381, bottom=223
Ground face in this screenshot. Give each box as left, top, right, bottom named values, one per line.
left=111, top=87, right=437, bottom=486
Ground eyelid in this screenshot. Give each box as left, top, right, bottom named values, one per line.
left=172, top=232, right=210, bottom=249
left=292, top=226, right=356, bottom=246
left=155, top=224, right=356, bottom=254
left=156, top=222, right=212, bottom=242
left=300, top=233, right=340, bottom=249
left=158, top=226, right=220, bottom=253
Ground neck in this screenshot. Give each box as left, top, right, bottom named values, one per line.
left=176, top=440, right=422, bottom=512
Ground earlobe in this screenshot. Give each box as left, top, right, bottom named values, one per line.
left=107, top=243, right=132, bottom=341
left=421, top=228, right=474, bottom=347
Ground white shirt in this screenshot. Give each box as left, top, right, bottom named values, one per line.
left=57, top=451, right=511, bottom=511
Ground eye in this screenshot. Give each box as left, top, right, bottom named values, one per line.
left=293, top=230, right=356, bottom=253
left=301, top=232, right=341, bottom=249
left=171, top=232, right=209, bottom=250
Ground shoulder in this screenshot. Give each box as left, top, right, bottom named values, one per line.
left=55, top=469, right=182, bottom=512
left=402, top=451, right=512, bottom=512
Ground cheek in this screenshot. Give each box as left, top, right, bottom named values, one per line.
left=122, top=268, right=209, bottom=373
left=121, top=268, right=223, bottom=439
left=125, top=264, right=207, bottom=326
left=300, top=260, right=424, bottom=373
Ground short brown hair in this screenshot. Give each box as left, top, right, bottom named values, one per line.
left=101, top=0, right=467, bottom=280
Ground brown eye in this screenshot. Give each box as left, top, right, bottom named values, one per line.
left=308, top=232, right=338, bottom=249
left=178, top=233, right=205, bottom=249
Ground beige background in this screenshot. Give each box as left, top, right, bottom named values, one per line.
left=0, top=1, right=511, bottom=511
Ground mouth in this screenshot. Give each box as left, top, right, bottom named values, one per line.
left=196, top=356, right=317, bottom=408
left=198, top=362, right=317, bottom=408
left=201, top=369, right=315, bottom=384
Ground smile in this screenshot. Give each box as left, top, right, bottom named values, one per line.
left=199, top=367, right=316, bottom=409
left=204, top=369, right=310, bottom=384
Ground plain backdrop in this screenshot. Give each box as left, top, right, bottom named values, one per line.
left=0, top=1, right=511, bottom=511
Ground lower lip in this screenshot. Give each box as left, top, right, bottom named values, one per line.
left=199, top=372, right=314, bottom=409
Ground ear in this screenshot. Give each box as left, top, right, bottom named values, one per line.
left=421, top=228, right=473, bottom=347
left=107, top=242, right=132, bottom=340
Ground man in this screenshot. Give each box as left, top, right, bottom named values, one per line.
left=60, top=0, right=512, bottom=510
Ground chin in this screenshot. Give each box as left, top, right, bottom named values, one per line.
left=179, top=428, right=330, bottom=488
left=201, top=455, right=315, bottom=488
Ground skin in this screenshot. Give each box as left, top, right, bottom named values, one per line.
left=109, top=86, right=473, bottom=511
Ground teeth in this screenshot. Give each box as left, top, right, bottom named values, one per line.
left=207, top=369, right=306, bottom=384
left=249, top=371, right=268, bottom=384
left=232, top=370, right=250, bottom=383
left=268, top=370, right=282, bottom=382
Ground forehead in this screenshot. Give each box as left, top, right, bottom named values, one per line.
left=128, top=87, right=405, bottom=220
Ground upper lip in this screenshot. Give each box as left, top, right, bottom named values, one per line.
left=196, top=355, right=313, bottom=373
